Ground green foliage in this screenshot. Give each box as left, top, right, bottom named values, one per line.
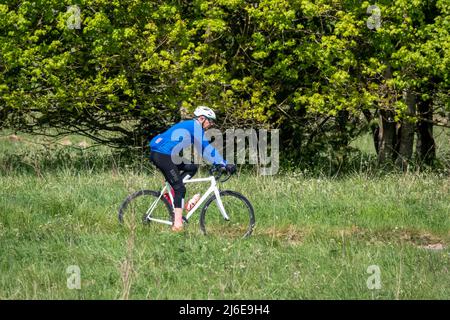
left=0, top=0, right=449, bottom=163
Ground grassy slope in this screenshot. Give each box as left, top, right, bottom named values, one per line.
left=0, top=131, right=449, bottom=299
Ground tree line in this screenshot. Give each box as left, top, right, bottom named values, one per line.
left=1, top=0, right=449, bottom=170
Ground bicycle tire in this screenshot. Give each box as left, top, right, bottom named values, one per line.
left=199, top=190, right=255, bottom=238
left=118, top=190, right=174, bottom=226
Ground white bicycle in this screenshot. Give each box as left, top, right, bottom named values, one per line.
left=118, top=165, right=255, bottom=238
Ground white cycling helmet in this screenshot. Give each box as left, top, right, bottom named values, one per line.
left=194, top=106, right=216, bottom=120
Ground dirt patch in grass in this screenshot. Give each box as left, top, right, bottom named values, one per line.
left=331, top=226, right=448, bottom=250
left=418, top=243, right=446, bottom=250
left=254, top=225, right=447, bottom=249
left=258, top=225, right=309, bottom=246
left=8, top=134, right=22, bottom=142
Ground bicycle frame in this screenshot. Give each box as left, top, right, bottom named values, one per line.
left=143, top=175, right=230, bottom=225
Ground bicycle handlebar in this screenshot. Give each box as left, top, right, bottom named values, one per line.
left=209, top=165, right=234, bottom=183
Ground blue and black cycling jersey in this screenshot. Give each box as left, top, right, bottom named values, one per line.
left=149, top=119, right=226, bottom=165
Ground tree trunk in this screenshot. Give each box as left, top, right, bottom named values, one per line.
left=377, top=63, right=398, bottom=166
left=362, top=109, right=380, bottom=155
left=377, top=109, right=397, bottom=165
left=416, top=99, right=436, bottom=165
left=395, top=90, right=416, bottom=171
left=337, top=110, right=349, bottom=146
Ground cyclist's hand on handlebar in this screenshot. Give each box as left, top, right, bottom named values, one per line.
left=210, top=163, right=234, bottom=182
left=210, top=164, right=225, bottom=174
left=225, top=164, right=236, bottom=174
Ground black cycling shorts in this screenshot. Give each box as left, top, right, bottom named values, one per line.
left=149, top=151, right=198, bottom=208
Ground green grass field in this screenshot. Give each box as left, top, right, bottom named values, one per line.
left=0, top=131, right=449, bottom=299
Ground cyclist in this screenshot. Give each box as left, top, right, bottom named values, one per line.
left=149, top=106, right=236, bottom=231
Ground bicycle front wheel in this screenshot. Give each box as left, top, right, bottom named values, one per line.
left=199, top=190, right=255, bottom=238
left=118, top=190, right=173, bottom=230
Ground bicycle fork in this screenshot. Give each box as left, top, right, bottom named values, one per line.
left=213, top=188, right=230, bottom=221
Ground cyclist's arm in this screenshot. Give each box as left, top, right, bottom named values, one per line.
left=192, top=125, right=226, bottom=166
left=200, top=136, right=227, bottom=166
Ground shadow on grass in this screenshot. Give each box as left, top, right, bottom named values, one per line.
left=1, top=136, right=449, bottom=178
left=0, top=145, right=155, bottom=176
left=277, top=147, right=450, bottom=179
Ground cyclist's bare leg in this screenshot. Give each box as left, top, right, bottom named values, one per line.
left=172, top=207, right=184, bottom=231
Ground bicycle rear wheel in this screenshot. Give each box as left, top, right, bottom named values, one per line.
left=118, top=190, right=173, bottom=230
left=199, top=190, right=255, bottom=238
